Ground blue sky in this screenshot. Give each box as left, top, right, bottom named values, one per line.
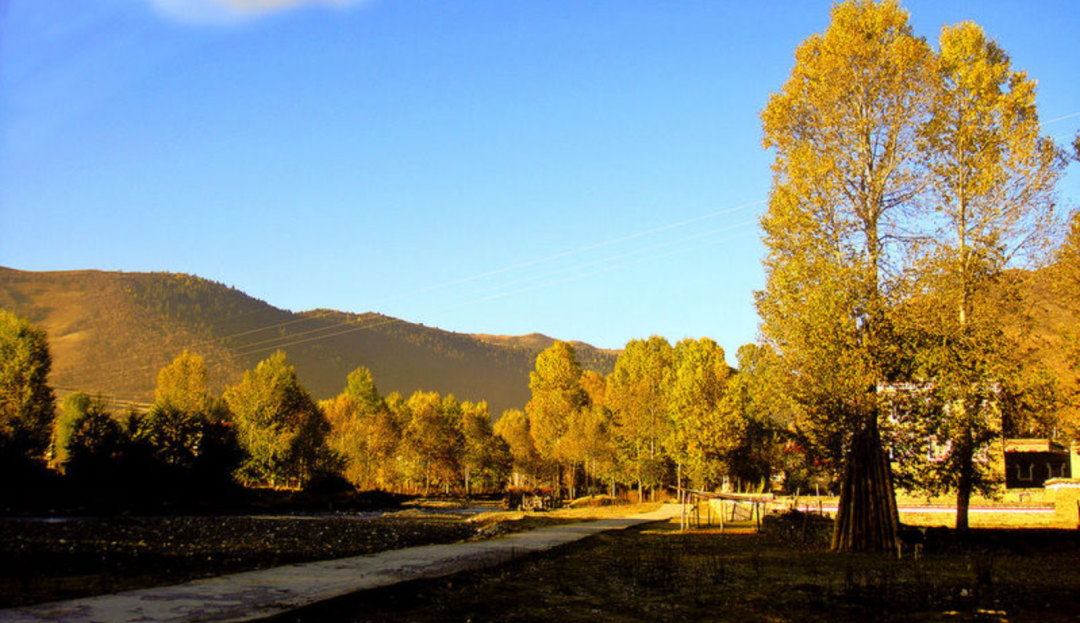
left=1, top=0, right=1078, bottom=358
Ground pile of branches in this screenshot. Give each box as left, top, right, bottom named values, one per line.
left=761, top=509, right=834, bottom=548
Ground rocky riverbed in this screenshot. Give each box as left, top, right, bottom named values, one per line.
left=0, top=509, right=490, bottom=608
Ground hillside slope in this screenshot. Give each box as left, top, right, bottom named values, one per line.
left=1007, top=265, right=1080, bottom=433
left=0, top=267, right=617, bottom=415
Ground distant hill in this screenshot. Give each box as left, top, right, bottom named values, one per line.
left=471, top=333, right=618, bottom=375
left=0, top=267, right=618, bottom=416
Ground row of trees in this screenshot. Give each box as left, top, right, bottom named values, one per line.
left=1, top=303, right=785, bottom=501
left=65, top=350, right=513, bottom=495
left=6, top=234, right=1075, bottom=505
left=757, top=0, right=1074, bottom=552
left=502, top=338, right=798, bottom=501
left=0, top=312, right=514, bottom=497
left=321, top=367, right=510, bottom=495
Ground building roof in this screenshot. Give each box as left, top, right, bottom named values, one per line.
left=1004, top=439, right=1069, bottom=454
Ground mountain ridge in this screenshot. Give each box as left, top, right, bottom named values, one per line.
left=0, top=267, right=618, bottom=416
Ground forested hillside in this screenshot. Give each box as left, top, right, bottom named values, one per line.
left=1006, top=261, right=1080, bottom=434
left=0, top=267, right=617, bottom=415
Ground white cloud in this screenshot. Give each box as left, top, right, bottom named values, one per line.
left=149, top=0, right=368, bottom=24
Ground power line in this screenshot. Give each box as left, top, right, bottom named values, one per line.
left=368, top=200, right=764, bottom=308
left=1043, top=111, right=1080, bottom=125
left=447, top=222, right=759, bottom=309
left=54, top=298, right=333, bottom=377
left=54, top=387, right=154, bottom=410
left=54, top=199, right=767, bottom=385
left=442, top=219, right=760, bottom=307
left=171, top=222, right=764, bottom=366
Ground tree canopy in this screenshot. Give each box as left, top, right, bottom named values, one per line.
left=759, top=0, right=1067, bottom=546
left=223, top=351, right=333, bottom=488
left=526, top=341, right=587, bottom=477
left=759, top=0, right=931, bottom=553
left=154, top=350, right=210, bottom=414
left=0, top=310, right=56, bottom=467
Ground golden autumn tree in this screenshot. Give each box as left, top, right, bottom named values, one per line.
left=458, top=400, right=510, bottom=496
left=571, top=370, right=618, bottom=496
left=495, top=408, right=543, bottom=487
left=142, top=350, right=235, bottom=473
left=0, top=310, right=55, bottom=468
left=153, top=350, right=210, bottom=414
left=759, top=0, right=933, bottom=553
left=526, top=341, right=587, bottom=497
left=223, top=351, right=333, bottom=488
left=664, top=338, right=734, bottom=490
left=720, top=343, right=803, bottom=488
left=323, top=366, right=386, bottom=488
left=559, top=371, right=617, bottom=499
left=401, top=391, right=464, bottom=495
left=606, top=336, right=673, bottom=501
left=912, top=21, right=1065, bottom=530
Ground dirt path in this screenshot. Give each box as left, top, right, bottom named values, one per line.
left=0, top=504, right=680, bottom=623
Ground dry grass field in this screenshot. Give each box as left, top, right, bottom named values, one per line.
left=764, top=490, right=1065, bottom=530
left=271, top=512, right=1080, bottom=623
left=4, top=495, right=1077, bottom=622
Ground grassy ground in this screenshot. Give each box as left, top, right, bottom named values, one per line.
left=899, top=509, right=1060, bottom=529
left=269, top=515, right=1080, bottom=623
left=5, top=496, right=1077, bottom=621
left=896, top=489, right=1056, bottom=507
left=772, top=491, right=1063, bottom=529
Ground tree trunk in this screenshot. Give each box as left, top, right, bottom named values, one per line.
left=955, top=424, right=974, bottom=532
left=955, top=263, right=974, bottom=533
left=831, top=419, right=900, bottom=555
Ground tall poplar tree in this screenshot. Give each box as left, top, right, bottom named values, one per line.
left=721, top=344, right=801, bottom=488
left=916, top=22, right=1065, bottom=530
left=142, top=351, right=222, bottom=471
left=574, top=371, right=618, bottom=495
left=402, top=391, right=463, bottom=495
left=0, top=310, right=55, bottom=466
left=324, top=366, right=386, bottom=488
left=759, top=0, right=933, bottom=553
left=459, top=401, right=510, bottom=496
left=665, top=338, right=733, bottom=489
left=607, top=336, right=673, bottom=500
left=526, top=341, right=587, bottom=497
left=495, top=408, right=543, bottom=487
